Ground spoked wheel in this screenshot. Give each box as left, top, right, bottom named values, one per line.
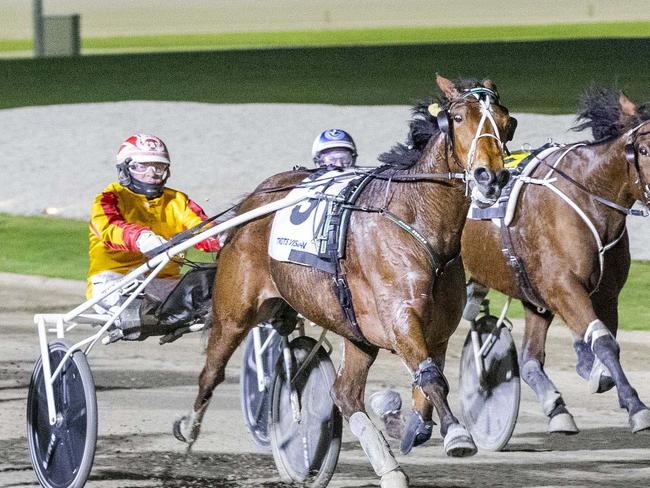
left=459, top=315, right=520, bottom=451
left=269, top=336, right=342, bottom=487
left=27, top=341, right=97, bottom=488
left=240, top=327, right=283, bottom=451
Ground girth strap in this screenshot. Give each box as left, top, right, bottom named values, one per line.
left=500, top=218, right=549, bottom=312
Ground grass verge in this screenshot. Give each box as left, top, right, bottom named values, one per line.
left=0, top=213, right=647, bottom=329
left=0, top=38, right=649, bottom=112
left=2, top=22, right=650, bottom=53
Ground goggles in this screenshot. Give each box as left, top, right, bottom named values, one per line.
left=128, top=161, right=169, bottom=176
left=320, top=149, right=354, bottom=168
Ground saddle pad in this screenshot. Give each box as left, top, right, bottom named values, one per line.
left=268, top=169, right=361, bottom=272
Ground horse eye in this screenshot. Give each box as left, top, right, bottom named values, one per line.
left=640, top=147, right=648, bottom=156
left=453, top=114, right=463, bottom=123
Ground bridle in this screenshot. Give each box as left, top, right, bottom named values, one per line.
left=622, top=120, right=650, bottom=206
left=435, top=88, right=515, bottom=176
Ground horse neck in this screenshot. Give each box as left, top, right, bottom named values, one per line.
left=553, top=138, right=635, bottom=239
left=400, top=136, right=470, bottom=255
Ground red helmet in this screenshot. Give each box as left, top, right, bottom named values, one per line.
left=116, top=133, right=171, bottom=166
left=116, top=134, right=171, bottom=198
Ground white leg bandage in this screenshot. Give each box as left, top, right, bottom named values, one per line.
left=584, top=319, right=614, bottom=348
left=349, top=412, right=400, bottom=477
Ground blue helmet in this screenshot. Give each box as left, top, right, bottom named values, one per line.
left=311, top=129, right=357, bottom=168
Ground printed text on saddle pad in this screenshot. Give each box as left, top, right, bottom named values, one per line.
left=268, top=169, right=362, bottom=273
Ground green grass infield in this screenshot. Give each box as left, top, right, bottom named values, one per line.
left=1, top=213, right=647, bottom=330
left=2, top=22, right=650, bottom=53
left=0, top=37, right=649, bottom=112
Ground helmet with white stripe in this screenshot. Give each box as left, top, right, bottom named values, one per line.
left=312, top=129, right=357, bottom=168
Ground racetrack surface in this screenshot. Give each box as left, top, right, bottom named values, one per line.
left=2, top=273, right=650, bottom=487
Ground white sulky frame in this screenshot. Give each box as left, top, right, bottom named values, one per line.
left=33, top=190, right=319, bottom=425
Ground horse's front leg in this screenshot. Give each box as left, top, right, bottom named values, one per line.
left=550, top=282, right=650, bottom=433
left=519, top=303, right=579, bottom=434
left=173, top=314, right=251, bottom=450
left=390, top=307, right=477, bottom=457
left=332, top=339, right=409, bottom=488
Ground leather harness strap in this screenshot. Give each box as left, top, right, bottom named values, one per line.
left=499, top=218, right=549, bottom=312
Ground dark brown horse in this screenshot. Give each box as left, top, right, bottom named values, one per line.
left=174, top=75, right=515, bottom=487
left=462, top=87, right=650, bottom=435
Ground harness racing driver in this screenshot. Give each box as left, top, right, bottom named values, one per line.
left=87, top=133, right=222, bottom=340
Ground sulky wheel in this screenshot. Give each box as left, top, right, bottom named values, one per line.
left=239, top=327, right=283, bottom=451
left=27, top=341, right=97, bottom=488
left=269, top=336, right=342, bottom=488
left=459, top=315, right=520, bottom=451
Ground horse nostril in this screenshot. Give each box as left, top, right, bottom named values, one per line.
left=473, top=167, right=494, bottom=187
left=496, top=169, right=510, bottom=188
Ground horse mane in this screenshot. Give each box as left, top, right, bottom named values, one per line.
left=378, top=79, right=490, bottom=168
left=572, top=85, right=650, bottom=141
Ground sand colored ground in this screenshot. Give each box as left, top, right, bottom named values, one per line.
left=2, top=1, right=650, bottom=40
left=1, top=273, right=650, bottom=487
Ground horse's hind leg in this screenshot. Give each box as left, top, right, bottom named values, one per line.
left=519, top=303, right=579, bottom=434
left=551, top=285, right=650, bottom=433
left=332, top=339, right=409, bottom=488
left=173, top=310, right=254, bottom=449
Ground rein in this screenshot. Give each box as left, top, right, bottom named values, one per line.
left=540, top=159, right=649, bottom=217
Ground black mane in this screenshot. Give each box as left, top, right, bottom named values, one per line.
left=378, top=79, right=495, bottom=168
left=572, top=86, right=650, bottom=141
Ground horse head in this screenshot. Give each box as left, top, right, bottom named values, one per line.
left=618, top=94, right=650, bottom=208
left=574, top=87, right=650, bottom=209
left=435, top=74, right=514, bottom=207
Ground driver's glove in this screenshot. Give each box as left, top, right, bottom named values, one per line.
left=136, top=231, right=168, bottom=255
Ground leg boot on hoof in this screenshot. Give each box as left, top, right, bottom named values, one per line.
left=630, top=408, right=650, bottom=433
left=370, top=390, right=405, bottom=441
left=443, top=423, right=477, bottom=457
left=400, top=411, right=434, bottom=455
left=350, top=412, right=403, bottom=485
left=381, top=469, right=409, bottom=488
left=589, top=357, right=614, bottom=394
left=548, top=412, right=579, bottom=435
left=574, top=339, right=594, bottom=381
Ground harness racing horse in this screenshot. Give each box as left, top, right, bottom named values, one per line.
left=174, top=75, right=514, bottom=487
left=462, top=87, right=650, bottom=435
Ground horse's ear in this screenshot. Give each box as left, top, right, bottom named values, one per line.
left=618, top=92, right=638, bottom=117
left=436, top=74, right=459, bottom=99
left=482, top=78, right=498, bottom=94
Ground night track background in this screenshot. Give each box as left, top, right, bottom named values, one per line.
left=1, top=2, right=649, bottom=486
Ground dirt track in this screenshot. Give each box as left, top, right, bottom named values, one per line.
left=1, top=272, right=650, bottom=487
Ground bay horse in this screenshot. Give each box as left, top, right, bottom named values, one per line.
left=174, top=75, right=515, bottom=487
left=462, top=87, right=650, bottom=435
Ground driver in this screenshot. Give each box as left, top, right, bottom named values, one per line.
left=87, top=133, right=222, bottom=326
left=311, top=128, right=357, bottom=169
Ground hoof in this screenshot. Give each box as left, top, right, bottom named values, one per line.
left=443, top=424, right=477, bottom=458
left=630, top=409, right=650, bottom=433
left=380, top=469, right=409, bottom=488
left=173, top=413, right=199, bottom=450
left=589, top=358, right=614, bottom=394
left=370, top=390, right=404, bottom=441
left=173, top=417, right=187, bottom=442
left=548, top=412, right=579, bottom=435
left=383, top=412, right=405, bottom=441
left=400, top=411, right=433, bottom=455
